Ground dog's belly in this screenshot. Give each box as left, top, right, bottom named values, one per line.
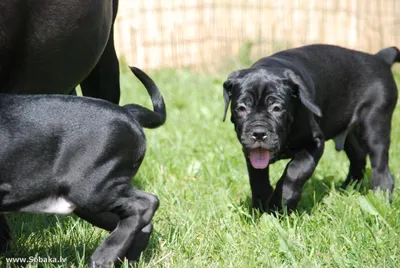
left=0, top=182, right=76, bottom=214
left=0, top=192, right=76, bottom=215
left=18, top=197, right=76, bottom=215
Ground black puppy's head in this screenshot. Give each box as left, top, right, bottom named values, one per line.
left=223, top=68, right=321, bottom=169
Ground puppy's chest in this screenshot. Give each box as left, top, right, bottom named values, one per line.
left=270, top=151, right=294, bottom=163
left=272, top=138, right=316, bottom=162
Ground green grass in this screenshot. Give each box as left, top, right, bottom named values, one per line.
left=1, top=68, right=400, bottom=267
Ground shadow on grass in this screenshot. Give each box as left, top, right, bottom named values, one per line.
left=1, top=203, right=160, bottom=267
left=235, top=170, right=373, bottom=220
left=234, top=196, right=264, bottom=225
left=296, top=175, right=340, bottom=213
left=0, top=214, right=91, bottom=267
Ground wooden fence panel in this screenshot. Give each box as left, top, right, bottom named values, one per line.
left=114, top=0, right=400, bottom=72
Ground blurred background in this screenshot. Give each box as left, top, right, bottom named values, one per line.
left=114, top=0, right=400, bottom=73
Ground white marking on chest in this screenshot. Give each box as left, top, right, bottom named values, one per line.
left=19, top=197, right=76, bottom=215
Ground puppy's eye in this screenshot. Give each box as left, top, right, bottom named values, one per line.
left=236, top=105, right=247, bottom=113
left=272, top=105, right=282, bottom=112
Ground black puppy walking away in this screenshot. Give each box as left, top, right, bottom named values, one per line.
left=0, top=67, right=166, bottom=267
left=223, top=44, right=399, bottom=212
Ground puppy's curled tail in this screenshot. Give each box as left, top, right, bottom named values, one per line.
left=124, top=67, right=166, bottom=129
left=375, top=47, right=400, bottom=66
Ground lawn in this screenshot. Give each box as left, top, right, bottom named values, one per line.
left=1, top=66, right=400, bottom=267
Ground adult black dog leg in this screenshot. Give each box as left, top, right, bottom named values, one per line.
left=80, top=0, right=120, bottom=104
left=269, top=137, right=325, bottom=211
left=0, top=215, right=11, bottom=253
left=246, top=161, right=273, bottom=212
left=74, top=209, right=154, bottom=262
left=89, top=189, right=159, bottom=268
left=341, top=131, right=367, bottom=188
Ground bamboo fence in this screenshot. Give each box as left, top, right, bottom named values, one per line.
left=114, top=0, right=400, bottom=72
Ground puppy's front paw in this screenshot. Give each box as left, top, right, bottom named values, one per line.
left=267, top=191, right=299, bottom=215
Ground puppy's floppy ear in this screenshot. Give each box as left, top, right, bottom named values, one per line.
left=222, top=80, right=233, bottom=122
left=285, top=70, right=322, bottom=117
left=222, top=71, right=240, bottom=121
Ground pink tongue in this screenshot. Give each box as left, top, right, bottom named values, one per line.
left=249, top=148, right=270, bottom=169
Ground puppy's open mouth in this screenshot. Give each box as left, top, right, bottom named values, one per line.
left=249, top=148, right=270, bottom=169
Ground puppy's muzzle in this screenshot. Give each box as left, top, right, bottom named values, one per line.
left=248, top=127, right=279, bottom=146
left=251, top=127, right=268, bottom=141
left=242, top=126, right=280, bottom=170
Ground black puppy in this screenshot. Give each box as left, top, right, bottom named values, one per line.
left=0, top=67, right=166, bottom=267
left=0, top=0, right=121, bottom=250
left=223, top=44, right=399, bottom=212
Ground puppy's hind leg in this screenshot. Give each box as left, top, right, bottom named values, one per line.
left=341, top=130, right=367, bottom=189
left=74, top=186, right=159, bottom=268
left=360, top=105, right=395, bottom=194
left=124, top=222, right=153, bottom=261
left=73, top=208, right=154, bottom=262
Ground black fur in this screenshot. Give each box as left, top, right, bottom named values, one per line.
left=0, top=0, right=120, bottom=103
left=0, top=0, right=122, bottom=254
left=223, top=44, right=399, bottom=212
left=0, top=67, right=166, bottom=267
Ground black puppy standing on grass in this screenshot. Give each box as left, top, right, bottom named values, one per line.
left=223, top=44, right=399, bottom=212
left=0, top=67, right=165, bottom=267
left=0, top=0, right=122, bottom=249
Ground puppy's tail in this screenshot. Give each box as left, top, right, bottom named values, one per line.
left=375, top=47, right=400, bottom=66
left=124, top=67, right=166, bottom=129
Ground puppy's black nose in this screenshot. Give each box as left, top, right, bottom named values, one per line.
left=251, top=129, right=267, bottom=141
